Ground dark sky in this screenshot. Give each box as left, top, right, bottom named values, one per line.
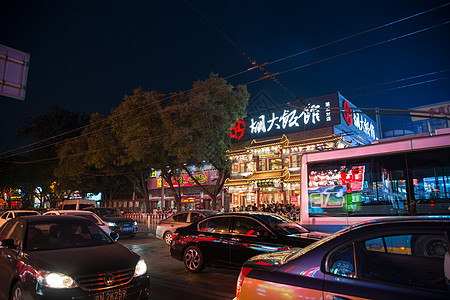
left=1, top=0, right=449, bottom=154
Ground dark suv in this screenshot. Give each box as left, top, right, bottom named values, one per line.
left=83, top=207, right=138, bottom=238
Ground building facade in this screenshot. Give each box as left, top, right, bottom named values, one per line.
left=225, top=92, right=378, bottom=210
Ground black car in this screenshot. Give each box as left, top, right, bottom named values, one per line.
left=170, top=212, right=329, bottom=272
left=83, top=207, right=138, bottom=238
left=235, top=216, right=450, bottom=300
left=0, top=215, right=150, bottom=300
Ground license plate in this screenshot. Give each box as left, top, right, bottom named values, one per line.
left=94, top=288, right=126, bottom=300
left=121, top=227, right=132, bottom=231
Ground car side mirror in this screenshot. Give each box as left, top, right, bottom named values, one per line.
left=110, top=232, right=119, bottom=241
left=0, top=239, right=18, bottom=249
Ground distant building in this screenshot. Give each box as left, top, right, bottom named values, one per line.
left=384, top=101, right=450, bottom=138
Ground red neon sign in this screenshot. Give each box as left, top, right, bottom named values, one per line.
left=229, top=120, right=246, bottom=140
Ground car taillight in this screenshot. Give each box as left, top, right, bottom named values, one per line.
left=157, top=221, right=162, bottom=226
left=236, top=267, right=252, bottom=298
left=171, top=232, right=179, bottom=240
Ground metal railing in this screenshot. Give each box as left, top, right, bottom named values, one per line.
left=125, top=211, right=301, bottom=234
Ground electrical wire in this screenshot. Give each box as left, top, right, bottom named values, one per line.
left=1, top=4, right=449, bottom=160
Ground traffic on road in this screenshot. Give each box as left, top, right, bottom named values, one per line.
left=0, top=209, right=449, bottom=299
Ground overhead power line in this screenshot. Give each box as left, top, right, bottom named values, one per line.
left=2, top=3, right=449, bottom=159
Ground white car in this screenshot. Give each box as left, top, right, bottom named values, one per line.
left=0, top=210, right=40, bottom=227
left=42, top=210, right=112, bottom=236
left=156, top=210, right=218, bottom=245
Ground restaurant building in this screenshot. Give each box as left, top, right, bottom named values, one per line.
left=224, top=92, right=378, bottom=210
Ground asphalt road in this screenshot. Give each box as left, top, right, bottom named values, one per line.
left=119, top=233, right=240, bottom=300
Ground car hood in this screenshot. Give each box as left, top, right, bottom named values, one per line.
left=26, top=243, right=139, bottom=276
left=102, top=216, right=135, bottom=223
left=243, top=248, right=301, bottom=270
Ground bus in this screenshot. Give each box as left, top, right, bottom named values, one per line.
left=300, top=129, right=450, bottom=232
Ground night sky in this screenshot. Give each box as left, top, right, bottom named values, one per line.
left=1, top=0, right=449, bottom=154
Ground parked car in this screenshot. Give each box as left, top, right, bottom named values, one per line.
left=234, top=216, right=450, bottom=300
left=170, top=212, right=329, bottom=272
left=0, top=215, right=150, bottom=300
left=83, top=207, right=138, bottom=238
left=0, top=210, right=40, bottom=226
left=43, top=210, right=112, bottom=236
left=156, top=210, right=218, bottom=245
left=60, top=199, right=97, bottom=210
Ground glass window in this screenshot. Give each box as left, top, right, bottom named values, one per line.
left=308, top=154, right=409, bottom=218
left=8, top=221, right=25, bottom=246
left=407, top=149, right=450, bottom=215
left=173, top=213, right=188, bottom=222
left=233, top=217, right=265, bottom=235
left=190, top=213, right=202, bottom=223
left=198, top=217, right=231, bottom=233
left=328, top=245, right=355, bottom=278
left=0, top=220, right=17, bottom=240
left=357, top=233, right=448, bottom=290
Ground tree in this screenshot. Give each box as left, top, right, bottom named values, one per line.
left=5, top=106, right=90, bottom=208
left=162, top=73, right=249, bottom=209
left=109, top=88, right=181, bottom=212
left=55, top=113, right=133, bottom=203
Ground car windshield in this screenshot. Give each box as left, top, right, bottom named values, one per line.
left=15, top=212, right=39, bottom=217
left=96, top=208, right=122, bottom=217
left=257, top=214, right=310, bottom=236
left=25, top=219, right=113, bottom=251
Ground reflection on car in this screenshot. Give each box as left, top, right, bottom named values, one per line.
left=0, top=215, right=150, bottom=300
left=156, top=210, right=217, bottom=245
left=170, top=212, right=329, bottom=272
left=234, top=216, right=450, bottom=300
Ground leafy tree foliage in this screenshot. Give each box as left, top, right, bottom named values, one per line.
left=1, top=107, right=90, bottom=208
left=162, top=74, right=249, bottom=209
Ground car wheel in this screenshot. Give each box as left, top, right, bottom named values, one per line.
left=163, top=231, right=172, bottom=245
left=10, top=281, right=23, bottom=300
left=183, top=245, right=204, bottom=272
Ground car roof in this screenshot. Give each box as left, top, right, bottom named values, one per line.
left=4, top=210, right=39, bottom=213
left=46, top=210, right=96, bottom=215
left=173, top=210, right=217, bottom=214
left=13, top=215, right=93, bottom=222
left=349, top=215, right=450, bottom=230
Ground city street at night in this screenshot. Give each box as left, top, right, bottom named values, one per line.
left=119, top=233, right=239, bottom=300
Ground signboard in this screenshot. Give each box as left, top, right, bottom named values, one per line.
left=147, top=171, right=219, bottom=189
left=410, top=101, right=450, bottom=122
left=0, top=45, right=30, bottom=100
left=337, top=94, right=378, bottom=143
left=242, top=93, right=340, bottom=140
left=229, top=92, right=377, bottom=144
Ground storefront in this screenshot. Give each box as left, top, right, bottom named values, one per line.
left=225, top=92, right=378, bottom=210
left=146, top=170, right=222, bottom=210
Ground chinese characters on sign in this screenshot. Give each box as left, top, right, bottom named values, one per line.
left=229, top=120, right=246, bottom=140
left=353, top=111, right=376, bottom=140
left=342, top=100, right=376, bottom=140
left=249, top=104, right=325, bottom=134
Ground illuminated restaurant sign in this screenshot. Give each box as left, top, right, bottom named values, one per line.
left=249, top=103, right=329, bottom=134
left=229, top=93, right=377, bottom=143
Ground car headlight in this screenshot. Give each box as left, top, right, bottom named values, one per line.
left=134, top=258, right=147, bottom=277
left=134, top=221, right=138, bottom=226
left=37, top=271, right=78, bottom=289
left=107, top=222, right=118, bottom=227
